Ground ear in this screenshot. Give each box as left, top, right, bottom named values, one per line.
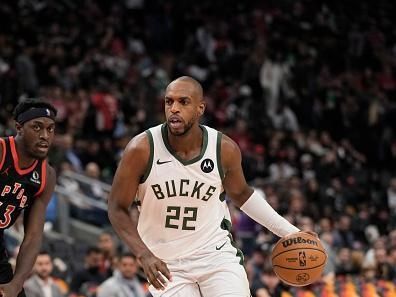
left=198, top=100, right=206, bottom=117
left=15, top=122, right=23, bottom=136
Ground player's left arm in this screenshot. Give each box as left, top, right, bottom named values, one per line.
left=220, top=135, right=253, bottom=207
left=11, top=165, right=56, bottom=292
left=221, top=135, right=299, bottom=237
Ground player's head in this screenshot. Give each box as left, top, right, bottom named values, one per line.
left=33, top=250, right=53, bottom=280
left=164, top=76, right=206, bottom=136
left=13, top=99, right=57, bottom=160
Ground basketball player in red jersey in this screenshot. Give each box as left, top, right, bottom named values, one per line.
left=0, top=99, right=57, bottom=297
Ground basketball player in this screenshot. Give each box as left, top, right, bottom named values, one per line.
left=0, top=99, right=57, bottom=297
left=108, top=76, right=300, bottom=297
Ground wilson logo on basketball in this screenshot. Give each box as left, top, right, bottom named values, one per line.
left=282, top=237, right=318, bottom=248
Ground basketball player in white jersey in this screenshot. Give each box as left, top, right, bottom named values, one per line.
left=108, top=76, right=301, bottom=297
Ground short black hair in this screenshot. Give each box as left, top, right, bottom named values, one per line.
left=119, top=252, right=136, bottom=260
left=86, top=246, right=102, bottom=256
left=37, top=249, right=52, bottom=259
left=13, top=98, right=57, bottom=120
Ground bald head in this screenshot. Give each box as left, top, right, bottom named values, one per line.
left=164, top=76, right=206, bottom=136
left=167, top=76, right=203, bottom=101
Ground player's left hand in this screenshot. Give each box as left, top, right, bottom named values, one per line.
left=138, top=250, right=172, bottom=290
left=0, top=281, right=22, bottom=297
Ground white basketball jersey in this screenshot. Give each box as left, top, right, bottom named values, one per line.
left=136, top=124, right=232, bottom=261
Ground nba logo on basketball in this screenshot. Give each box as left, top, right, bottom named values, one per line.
left=299, top=251, right=306, bottom=267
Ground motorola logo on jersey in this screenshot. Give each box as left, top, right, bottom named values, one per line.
left=32, top=171, right=39, bottom=180
left=201, top=159, right=214, bottom=173
left=30, top=171, right=41, bottom=184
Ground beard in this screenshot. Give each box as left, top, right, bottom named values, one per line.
left=37, top=271, right=51, bottom=279
left=168, top=119, right=194, bottom=136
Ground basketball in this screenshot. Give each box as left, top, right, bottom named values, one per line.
left=271, top=232, right=327, bottom=286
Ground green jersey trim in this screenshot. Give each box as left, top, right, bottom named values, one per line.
left=216, top=131, right=224, bottom=180
left=141, top=130, right=154, bottom=183
left=161, top=123, right=209, bottom=166
left=221, top=218, right=244, bottom=265
left=219, top=191, right=226, bottom=202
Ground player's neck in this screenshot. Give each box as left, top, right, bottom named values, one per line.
left=14, top=136, right=37, bottom=168
left=167, top=125, right=203, bottom=159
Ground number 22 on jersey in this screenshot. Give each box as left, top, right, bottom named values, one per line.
left=165, top=206, right=198, bottom=230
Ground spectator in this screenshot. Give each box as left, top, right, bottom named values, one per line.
left=24, top=250, right=66, bottom=297
left=373, top=246, right=395, bottom=281
left=268, top=155, right=297, bottom=181
left=69, top=247, right=107, bottom=297
left=50, top=134, right=83, bottom=173
left=15, top=42, right=39, bottom=96
left=269, top=103, right=300, bottom=132
left=386, top=177, right=396, bottom=215
left=97, top=253, right=146, bottom=297
left=363, top=236, right=387, bottom=268
left=81, top=162, right=104, bottom=199
left=335, top=247, right=361, bottom=276
left=245, top=246, right=271, bottom=287
left=332, top=214, right=356, bottom=249
left=319, top=231, right=337, bottom=276
left=260, top=54, right=290, bottom=116
left=250, top=262, right=284, bottom=297
left=96, top=231, right=118, bottom=277
left=73, top=162, right=110, bottom=226
left=388, top=245, right=396, bottom=281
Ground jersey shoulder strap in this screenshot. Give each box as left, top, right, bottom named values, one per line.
left=0, top=137, right=6, bottom=170
left=34, top=159, right=47, bottom=197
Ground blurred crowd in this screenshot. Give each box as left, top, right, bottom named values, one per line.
left=1, top=0, right=396, bottom=296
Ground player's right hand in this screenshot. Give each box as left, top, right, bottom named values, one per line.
left=138, top=250, right=172, bottom=290
left=299, top=230, right=318, bottom=238
left=0, top=281, right=20, bottom=297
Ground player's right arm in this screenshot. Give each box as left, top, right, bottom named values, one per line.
left=108, top=132, right=171, bottom=290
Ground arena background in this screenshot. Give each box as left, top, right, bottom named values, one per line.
left=1, top=0, right=396, bottom=296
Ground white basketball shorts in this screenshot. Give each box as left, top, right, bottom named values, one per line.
left=149, top=239, right=251, bottom=297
